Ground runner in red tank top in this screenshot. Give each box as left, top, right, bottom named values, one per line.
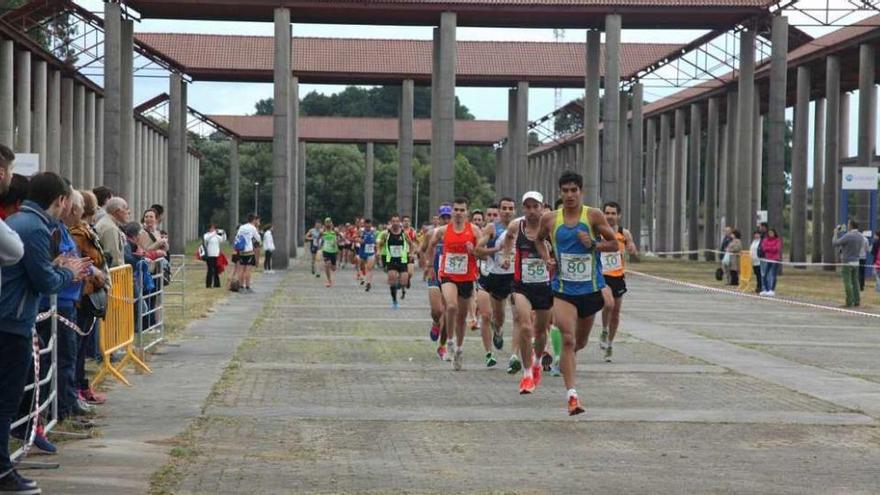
left=425, top=197, right=481, bottom=371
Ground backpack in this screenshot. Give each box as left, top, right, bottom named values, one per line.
left=234, top=233, right=247, bottom=252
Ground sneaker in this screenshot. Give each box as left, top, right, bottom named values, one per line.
left=365, top=283, right=371, bottom=292
left=429, top=324, right=440, bottom=342
left=532, top=363, right=543, bottom=388
left=540, top=352, right=553, bottom=371
left=567, top=396, right=585, bottom=416
left=767, top=291, right=776, bottom=297
left=72, top=398, right=95, bottom=417
left=485, top=352, right=497, bottom=367
left=519, top=376, right=536, bottom=394
left=31, top=430, right=57, bottom=455
left=599, top=329, right=609, bottom=350
left=604, top=346, right=613, bottom=363
left=0, top=470, right=41, bottom=494
left=549, top=362, right=561, bottom=377
left=453, top=349, right=463, bottom=371
left=491, top=322, right=504, bottom=350
left=506, top=355, right=521, bottom=375
left=437, top=345, right=448, bottom=361
left=469, top=319, right=479, bottom=331
left=315, top=273, right=321, bottom=278
left=392, top=301, right=399, bottom=310
left=79, top=387, right=106, bottom=405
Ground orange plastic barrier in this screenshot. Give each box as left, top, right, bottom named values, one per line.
left=738, top=252, right=754, bottom=291
left=94, top=265, right=152, bottom=385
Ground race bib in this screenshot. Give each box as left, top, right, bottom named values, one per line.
left=560, top=253, right=593, bottom=282
left=601, top=252, right=623, bottom=273
left=364, top=244, right=375, bottom=254
left=389, top=245, right=403, bottom=258
left=521, top=258, right=550, bottom=284
left=444, top=253, right=468, bottom=275
left=494, top=251, right=515, bottom=274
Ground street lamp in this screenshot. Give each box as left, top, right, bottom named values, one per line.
left=254, top=181, right=260, bottom=215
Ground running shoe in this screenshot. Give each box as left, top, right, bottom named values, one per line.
left=491, top=322, right=504, bottom=350
left=550, top=356, right=561, bottom=377
left=392, top=301, right=399, bottom=310
left=31, top=429, right=57, bottom=455
left=437, top=345, right=448, bottom=361
left=540, top=352, right=553, bottom=371
left=0, top=470, right=41, bottom=494
left=568, top=396, right=585, bottom=416
left=453, top=348, right=463, bottom=371
left=469, top=319, right=479, bottom=331
left=532, top=363, right=543, bottom=388
left=485, top=352, right=497, bottom=367
left=359, top=279, right=365, bottom=285
left=604, top=346, right=613, bottom=363
left=429, top=324, right=440, bottom=342
left=599, top=329, right=609, bottom=350
left=365, top=283, right=371, bottom=292
left=506, top=355, right=521, bottom=374
left=79, top=387, right=106, bottom=405
left=315, top=273, right=321, bottom=278
left=519, top=375, right=536, bottom=394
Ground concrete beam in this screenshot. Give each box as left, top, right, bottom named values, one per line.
left=398, top=79, right=414, bottom=217
left=0, top=41, right=12, bottom=146
left=15, top=50, right=31, bottom=152
left=32, top=60, right=47, bottom=170
left=102, top=2, right=121, bottom=190
left=436, top=12, right=457, bottom=205
left=822, top=56, right=840, bottom=268
left=791, top=66, right=810, bottom=263
left=271, top=7, right=292, bottom=268
left=704, top=97, right=719, bottom=261
left=767, top=16, right=788, bottom=236
left=688, top=103, right=701, bottom=260
left=601, top=14, right=621, bottom=203
left=735, top=29, right=756, bottom=232
left=583, top=29, right=601, bottom=205
left=645, top=117, right=656, bottom=252
left=364, top=141, right=374, bottom=219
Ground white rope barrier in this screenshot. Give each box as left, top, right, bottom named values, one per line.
left=647, top=248, right=865, bottom=268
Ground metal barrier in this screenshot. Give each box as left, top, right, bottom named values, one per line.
left=10, top=296, right=59, bottom=464
left=136, top=268, right=166, bottom=355
left=163, top=254, right=186, bottom=313
left=93, top=265, right=151, bottom=386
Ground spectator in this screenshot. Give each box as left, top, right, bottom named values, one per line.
left=122, top=222, right=148, bottom=266
left=749, top=230, right=763, bottom=294
left=720, top=226, right=733, bottom=281
left=92, top=185, right=113, bottom=222
left=0, top=146, right=24, bottom=296
left=203, top=224, right=226, bottom=288
left=139, top=208, right=168, bottom=253
left=234, top=213, right=260, bottom=293
left=725, top=229, right=742, bottom=286
left=95, top=197, right=128, bottom=268
left=149, top=204, right=165, bottom=227
left=760, top=228, right=783, bottom=297
left=70, top=190, right=107, bottom=405
left=858, top=230, right=869, bottom=292
left=262, top=224, right=275, bottom=273
left=832, top=220, right=865, bottom=307
left=0, top=171, right=89, bottom=494
left=0, top=174, right=28, bottom=220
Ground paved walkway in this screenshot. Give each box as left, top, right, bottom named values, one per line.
left=34, top=260, right=880, bottom=493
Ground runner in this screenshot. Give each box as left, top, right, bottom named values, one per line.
left=422, top=206, right=451, bottom=360
left=320, top=217, right=340, bottom=287
left=599, top=201, right=637, bottom=362
left=468, top=209, right=485, bottom=333
left=499, top=191, right=552, bottom=393
left=402, top=215, right=418, bottom=299
left=376, top=214, right=411, bottom=309
left=305, top=221, right=323, bottom=278
left=535, top=171, right=618, bottom=415
left=475, top=197, right=518, bottom=371
left=357, top=218, right=378, bottom=292
left=426, top=198, right=481, bottom=371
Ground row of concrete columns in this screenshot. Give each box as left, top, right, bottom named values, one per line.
left=131, top=121, right=169, bottom=221
left=184, top=153, right=200, bottom=241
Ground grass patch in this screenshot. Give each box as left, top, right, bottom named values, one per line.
left=147, top=416, right=207, bottom=495
left=634, top=257, right=880, bottom=313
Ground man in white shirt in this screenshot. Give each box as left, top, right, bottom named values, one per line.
left=262, top=226, right=275, bottom=273
left=202, top=224, right=226, bottom=288
left=234, top=214, right=261, bottom=293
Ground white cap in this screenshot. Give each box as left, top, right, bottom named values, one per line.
left=521, top=191, right=544, bottom=205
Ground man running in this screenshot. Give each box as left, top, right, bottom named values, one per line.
left=402, top=215, right=418, bottom=298
left=422, top=205, right=451, bottom=360
left=426, top=198, right=481, bottom=371
left=305, top=221, right=323, bottom=277
left=357, top=218, right=378, bottom=292
left=468, top=209, right=485, bottom=332
left=320, top=217, right=340, bottom=287
left=599, top=201, right=637, bottom=362
left=500, top=191, right=552, bottom=394
left=475, top=198, right=517, bottom=370
left=376, top=214, right=411, bottom=309
left=535, top=171, right=618, bottom=415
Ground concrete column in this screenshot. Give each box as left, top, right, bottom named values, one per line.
left=429, top=27, right=440, bottom=211
left=672, top=108, right=685, bottom=256
left=791, top=66, right=810, bottom=262
left=630, top=83, right=644, bottom=250
left=94, top=97, right=103, bottom=185
left=15, top=50, right=31, bottom=152
left=298, top=140, right=306, bottom=233
left=688, top=103, right=702, bottom=260
left=144, top=128, right=151, bottom=204
left=0, top=41, right=12, bottom=146
left=602, top=14, right=621, bottom=202
left=289, top=76, right=299, bottom=255
left=735, top=29, right=756, bottom=232
left=103, top=2, right=121, bottom=190
left=32, top=60, right=47, bottom=169
left=618, top=91, right=629, bottom=217
left=514, top=81, right=529, bottom=201
left=766, top=16, right=788, bottom=237
left=494, top=147, right=505, bottom=196
left=704, top=98, right=719, bottom=261
left=398, top=79, right=414, bottom=217
left=724, top=91, right=738, bottom=229
left=856, top=43, right=876, bottom=226
left=120, top=19, right=134, bottom=201
left=506, top=90, right=516, bottom=197
left=812, top=98, right=825, bottom=263
left=436, top=12, right=457, bottom=205
left=657, top=113, right=671, bottom=253
left=718, top=122, right=728, bottom=229
left=83, top=91, right=95, bottom=188
left=364, top=141, right=375, bottom=219
left=752, top=96, right=763, bottom=218
left=583, top=29, right=601, bottom=205
left=134, top=122, right=142, bottom=213
left=645, top=118, right=656, bottom=251
left=168, top=73, right=185, bottom=254
left=60, top=77, right=73, bottom=181
left=229, top=138, right=240, bottom=233
left=73, top=84, right=85, bottom=187
left=823, top=56, right=841, bottom=267
left=271, top=8, right=292, bottom=268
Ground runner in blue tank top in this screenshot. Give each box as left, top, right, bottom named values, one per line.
left=535, top=170, right=618, bottom=416
left=357, top=219, right=377, bottom=292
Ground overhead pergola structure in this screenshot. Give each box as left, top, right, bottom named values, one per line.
left=114, top=0, right=783, bottom=269
left=526, top=7, right=880, bottom=267
left=0, top=6, right=208, bottom=243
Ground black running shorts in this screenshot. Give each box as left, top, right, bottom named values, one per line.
left=482, top=273, right=514, bottom=301
left=441, top=278, right=475, bottom=299
left=604, top=275, right=627, bottom=299
left=552, top=291, right=605, bottom=319
left=512, top=282, right=553, bottom=311
left=237, top=254, right=256, bottom=267
left=322, top=252, right=338, bottom=266
left=387, top=258, right=408, bottom=273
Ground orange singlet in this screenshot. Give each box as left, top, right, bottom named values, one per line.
left=439, top=222, right=478, bottom=282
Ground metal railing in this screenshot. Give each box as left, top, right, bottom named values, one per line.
left=163, top=254, right=186, bottom=313
left=136, top=269, right=166, bottom=355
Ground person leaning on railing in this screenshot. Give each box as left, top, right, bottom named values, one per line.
left=70, top=190, right=108, bottom=406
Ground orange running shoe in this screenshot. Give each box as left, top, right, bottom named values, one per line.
left=519, top=376, right=536, bottom=395
left=567, top=396, right=585, bottom=416
left=532, top=363, right=542, bottom=388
